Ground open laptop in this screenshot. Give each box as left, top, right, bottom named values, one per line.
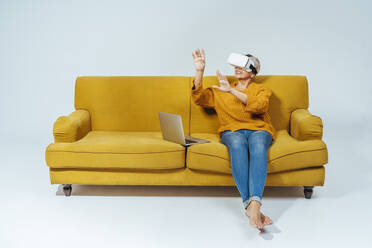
left=158, top=112, right=210, bottom=147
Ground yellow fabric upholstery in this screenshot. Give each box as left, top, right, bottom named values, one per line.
left=46, top=131, right=185, bottom=170
left=49, top=167, right=325, bottom=186
left=290, top=109, right=323, bottom=141
left=75, top=76, right=191, bottom=135
left=186, top=130, right=328, bottom=174
left=53, top=109, right=91, bottom=142
left=45, top=75, right=328, bottom=188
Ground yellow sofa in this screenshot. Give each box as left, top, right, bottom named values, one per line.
left=45, top=75, right=328, bottom=198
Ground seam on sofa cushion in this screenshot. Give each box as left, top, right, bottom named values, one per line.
left=189, top=148, right=327, bottom=163
left=269, top=148, right=327, bottom=162
left=47, top=150, right=185, bottom=155
left=188, top=164, right=325, bottom=176
left=50, top=167, right=186, bottom=172
left=188, top=167, right=232, bottom=175
left=267, top=165, right=324, bottom=175
left=189, top=151, right=229, bottom=161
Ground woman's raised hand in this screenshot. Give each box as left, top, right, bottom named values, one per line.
left=192, top=48, right=206, bottom=72
left=213, top=70, right=232, bottom=92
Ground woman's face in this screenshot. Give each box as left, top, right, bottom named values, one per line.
left=234, top=66, right=254, bottom=80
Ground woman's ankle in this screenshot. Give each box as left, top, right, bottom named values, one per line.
left=247, top=200, right=261, bottom=210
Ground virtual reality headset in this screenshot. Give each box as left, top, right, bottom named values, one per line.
left=227, top=53, right=258, bottom=74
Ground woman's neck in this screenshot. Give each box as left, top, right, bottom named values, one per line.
left=236, top=78, right=252, bottom=90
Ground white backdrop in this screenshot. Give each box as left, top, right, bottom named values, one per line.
left=1, top=1, right=372, bottom=246
left=1, top=0, right=371, bottom=146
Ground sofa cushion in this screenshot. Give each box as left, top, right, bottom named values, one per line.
left=45, top=131, right=185, bottom=170
left=186, top=130, right=328, bottom=174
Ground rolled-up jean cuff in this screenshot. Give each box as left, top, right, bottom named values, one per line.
left=243, top=196, right=262, bottom=209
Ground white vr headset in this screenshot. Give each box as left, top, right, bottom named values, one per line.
left=227, top=53, right=257, bottom=74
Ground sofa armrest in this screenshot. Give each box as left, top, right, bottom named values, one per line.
left=290, top=109, right=323, bottom=141
left=53, top=109, right=91, bottom=142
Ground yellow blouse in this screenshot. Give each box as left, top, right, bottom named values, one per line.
left=191, top=79, right=276, bottom=141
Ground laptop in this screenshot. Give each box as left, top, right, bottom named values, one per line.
left=158, top=112, right=211, bottom=147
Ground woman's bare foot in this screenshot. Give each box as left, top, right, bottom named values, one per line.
left=245, top=201, right=264, bottom=229
left=245, top=201, right=273, bottom=229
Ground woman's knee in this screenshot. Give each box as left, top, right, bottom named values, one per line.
left=249, top=131, right=272, bottom=146
left=248, top=131, right=272, bottom=154
left=249, top=143, right=267, bottom=157
left=222, top=132, right=248, bottom=149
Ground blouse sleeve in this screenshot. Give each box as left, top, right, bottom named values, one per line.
left=191, top=79, right=215, bottom=108
left=244, top=85, right=272, bottom=114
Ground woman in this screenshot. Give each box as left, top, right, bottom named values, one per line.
left=191, top=48, right=276, bottom=230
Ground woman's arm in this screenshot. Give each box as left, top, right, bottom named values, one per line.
left=193, top=69, right=204, bottom=89
left=228, top=85, right=272, bottom=114
left=192, top=48, right=206, bottom=88
left=229, top=88, right=247, bottom=104
left=191, top=78, right=215, bottom=108
left=242, top=86, right=272, bottom=114
left=191, top=48, right=215, bottom=108
left=213, top=70, right=248, bottom=104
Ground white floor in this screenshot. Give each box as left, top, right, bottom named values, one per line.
left=1, top=132, right=372, bottom=248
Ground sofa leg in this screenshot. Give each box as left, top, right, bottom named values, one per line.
left=63, top=184, right=72, bottom=196
left=303, top=186, right=314, bottom=199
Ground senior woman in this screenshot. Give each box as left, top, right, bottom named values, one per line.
left=191, top=48, right=276, bottom=230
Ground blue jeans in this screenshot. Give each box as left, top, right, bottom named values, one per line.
left=221, top=129, right=273, bottom=209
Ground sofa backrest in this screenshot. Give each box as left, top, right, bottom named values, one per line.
left=189, top=75, right=309, bottom=134
left=74, top=75, right=309, bottom=135
left=75, top=76, right=191, bottom=134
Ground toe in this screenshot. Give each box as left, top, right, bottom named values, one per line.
left=260, top=213, right=273, bottom=226
left=249, top=215, right=261, bottom=229
left=255, top=218, right=263, bottom=229
left=266, top=215, right=273, bottom=224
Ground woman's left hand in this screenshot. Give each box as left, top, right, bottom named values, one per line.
left=213, top=70, right=232, bottom=92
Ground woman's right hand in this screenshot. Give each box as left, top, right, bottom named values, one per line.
left=192, top=48, right=206, bottom=72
